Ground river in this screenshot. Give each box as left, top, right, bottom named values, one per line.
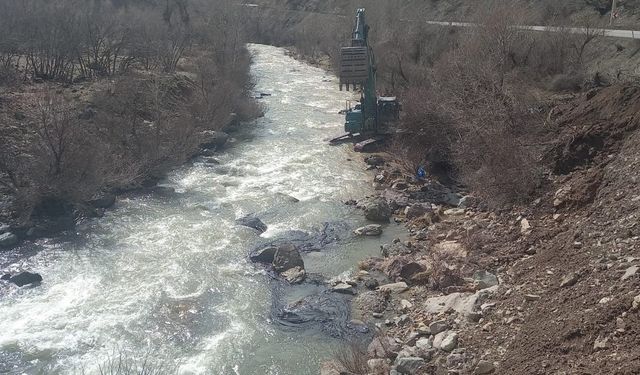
left=0, top=45, right=403, bottom=374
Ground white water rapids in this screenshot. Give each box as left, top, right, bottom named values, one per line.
left=0, top=45, right=404, bottom=374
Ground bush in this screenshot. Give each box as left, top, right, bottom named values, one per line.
left=332, top=341, right=369, bottom=375
left=0, top=0, right=259, bottom=224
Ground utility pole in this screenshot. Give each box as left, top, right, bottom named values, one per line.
left=610, top=0, right=618, bottom=25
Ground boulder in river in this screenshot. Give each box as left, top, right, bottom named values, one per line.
left=272, top=242, right=304, bottom=273
left=249, top=245, right=278, bottom=263
left=332, top=282, right=357, bottom=295
left=236, top=214, right=268, bottom=233
left=0, top=232, right=19, bottom=248
left=354, top=224, right=383, bottom=236
left=9, top=271, right=43, bottom=287
left=363, top=197, right=391, bottom=223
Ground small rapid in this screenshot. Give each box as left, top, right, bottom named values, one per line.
left=0, top=44, right=402, bottom=375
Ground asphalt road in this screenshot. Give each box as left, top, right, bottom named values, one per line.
left=423, top=20, right=640, bottom=39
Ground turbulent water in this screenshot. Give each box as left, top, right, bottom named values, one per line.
left=0, top=45, right=404, bottom=374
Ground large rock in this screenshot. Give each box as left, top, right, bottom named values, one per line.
left=429, top=320, right=449, bottom=335
left=236, top=214, right=268, bottom=233
left=354, top=224, right=383, bottom=236
left=404, top=203, right=431, bottom=220
left=385, top=257, right=426, bottom=281
left=395, top=357, right=425, bottom=374
left=363, top=198, right=391, bottom=222
left=249, top=245, right=277, bottom=263
left=0, top=232, right=19, bottom=248
left=272, top=243, right=304, bottom=273
left=382, top=189, right=410, bottom=211
left=9, top=272, right=43, bottom=287
left=433, top=331, right=458, bottom=352
left=332, top=282, right=357, bottom=295
left=424, top=292, right=479, bottom=317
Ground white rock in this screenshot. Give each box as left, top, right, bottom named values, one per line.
left=444, top=208, right=465, bottom=216
left=415, top=337, right=432, bottom=350
left=424, top=292, right=478, bottom=317
left=621, top=265, right=638, bottom=281
left=598, top=297, right=612, bottom=304
left=520, top=218, right=531, bottom=234
left=400, top=299, right=413, bottom=310
left=593, top=336, right=608, bottom=350
left=332, top=282, right=356, bottom=295
left=354, top=224, right=383, bottom=236
left=433, top=331, right=458, bottom=352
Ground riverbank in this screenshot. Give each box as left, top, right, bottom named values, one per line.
left=0, top=44, right=396, bottom=374
left=0, top=0, right=263, bottom=256
left=0, top=54, right=260, bottom=257
left=322, top=84, right=640, bottom=374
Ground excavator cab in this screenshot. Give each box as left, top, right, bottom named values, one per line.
left=378, top=97, right=400, bottom=123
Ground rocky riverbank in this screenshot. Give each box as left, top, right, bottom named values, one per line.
left=323, top=85, right=640, bottom=375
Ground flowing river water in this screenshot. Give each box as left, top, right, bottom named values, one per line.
left=0, top=45, right=404, bottom=374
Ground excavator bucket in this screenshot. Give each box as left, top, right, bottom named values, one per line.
left=339, top=46, right=368, bottom=90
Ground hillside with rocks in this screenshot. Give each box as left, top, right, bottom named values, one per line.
left=320, top=84, right=640, bottom=374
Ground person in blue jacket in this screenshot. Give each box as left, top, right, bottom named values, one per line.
left=416, top=165, right=426, bottom=180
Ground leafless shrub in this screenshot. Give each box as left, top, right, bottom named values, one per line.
left=80, top=349, right=178, bottom=375
left=332, top=341, right=369, bottom=375
left=0, top=0, right=259, bottom=225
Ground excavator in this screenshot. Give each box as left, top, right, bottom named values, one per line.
left=330, top=8, right=400, bottom=151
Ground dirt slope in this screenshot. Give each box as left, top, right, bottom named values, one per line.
left=335, top=85, right=640, bottom=375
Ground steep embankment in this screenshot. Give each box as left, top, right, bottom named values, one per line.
left=331, top=85, right=640, bottom=374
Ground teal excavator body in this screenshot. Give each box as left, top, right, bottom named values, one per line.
left=339, top=8, right=400, bottom=136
